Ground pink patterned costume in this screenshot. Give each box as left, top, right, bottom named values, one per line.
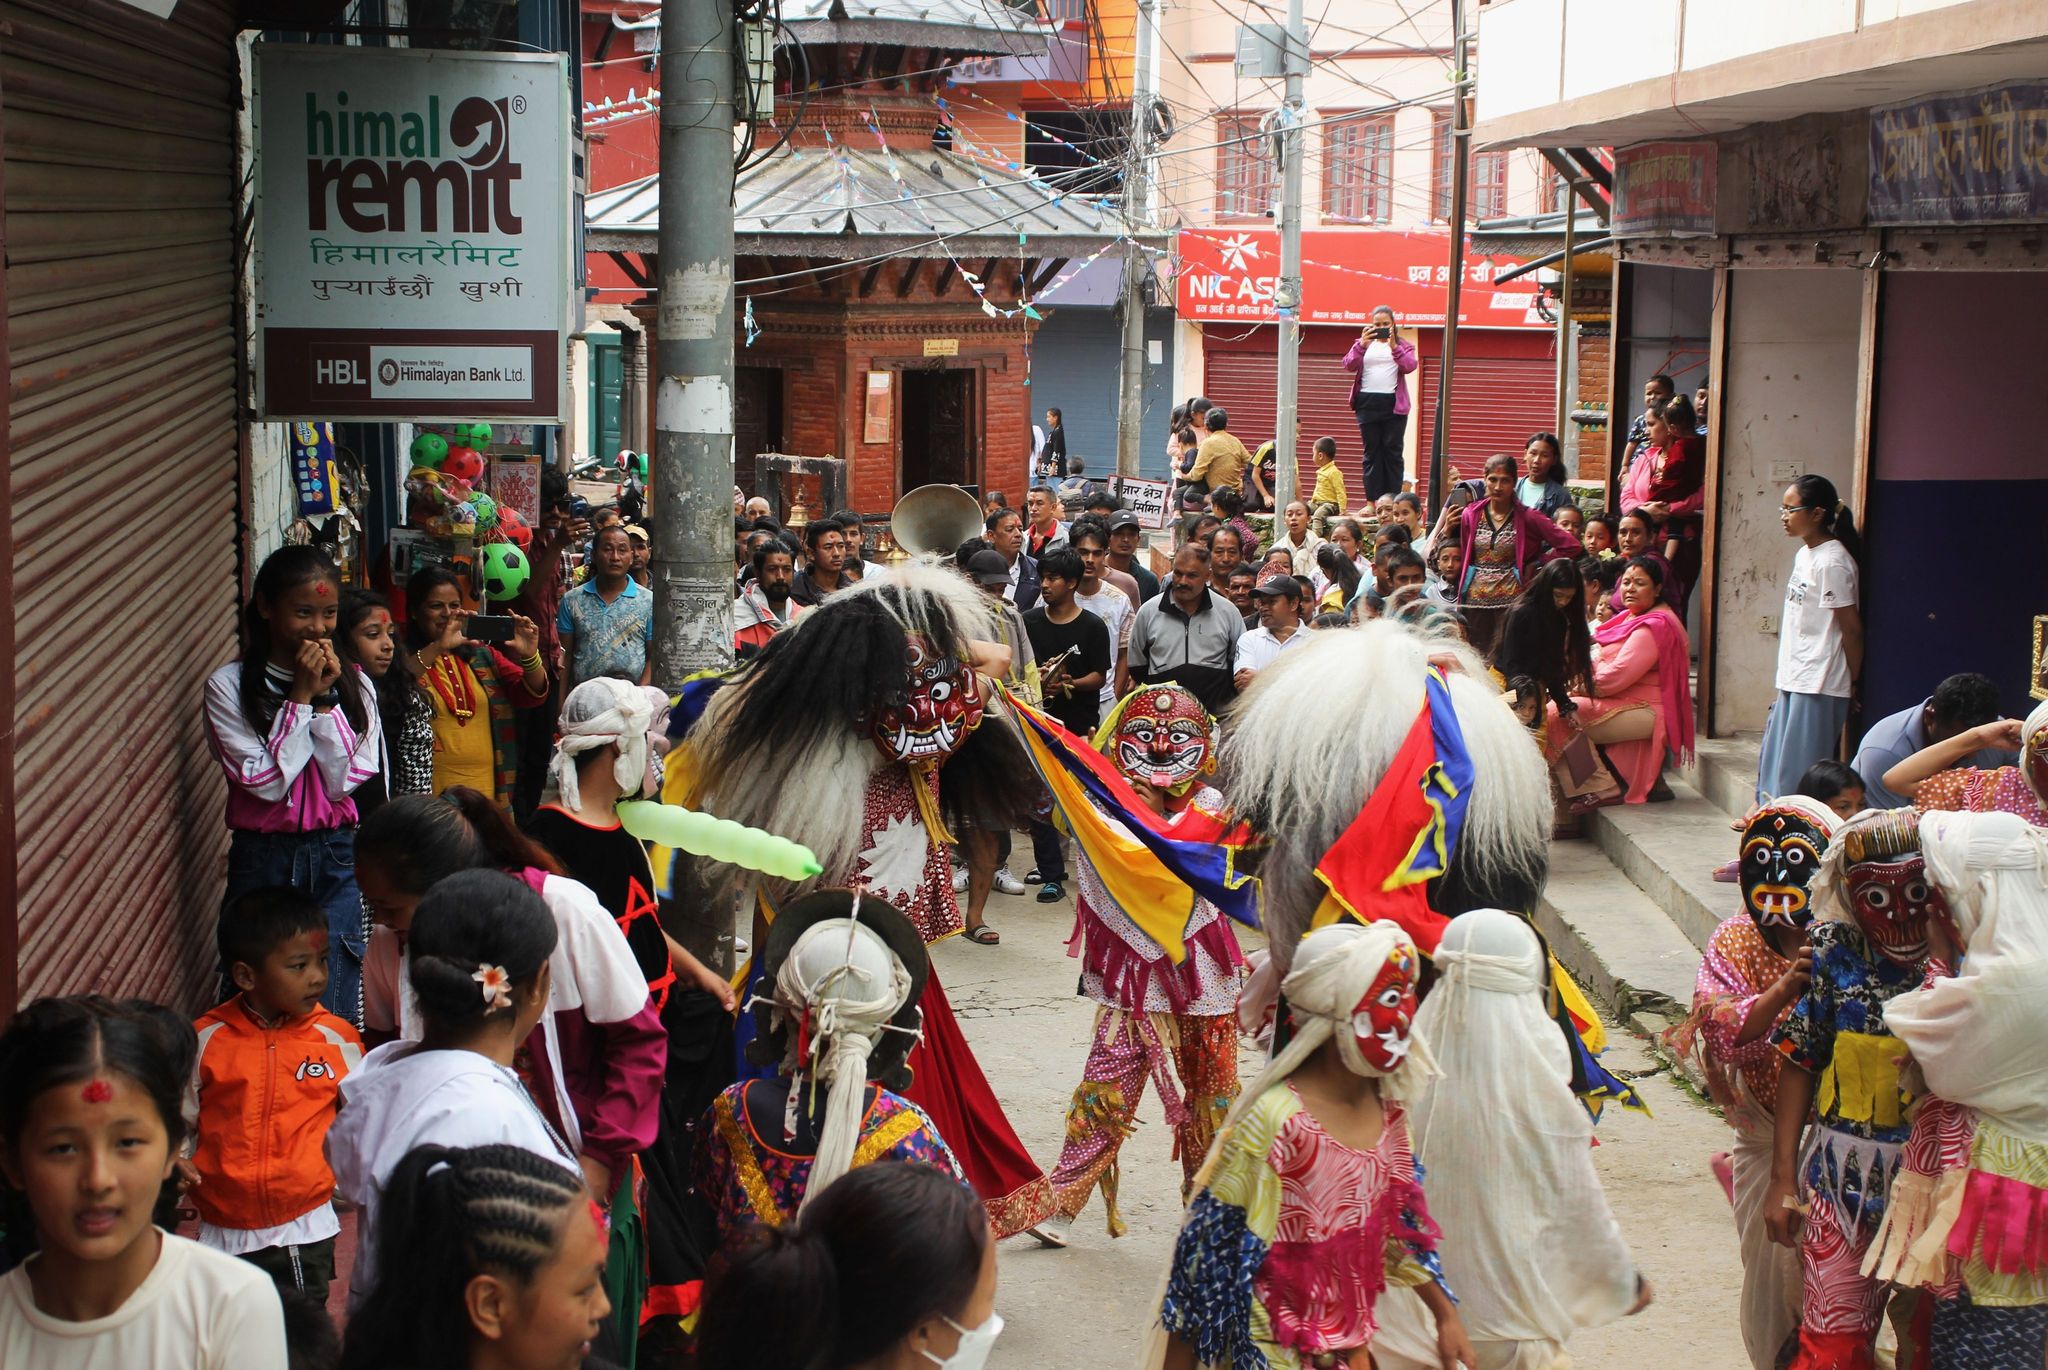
left=1049, top=783, right=1247, bottom=1233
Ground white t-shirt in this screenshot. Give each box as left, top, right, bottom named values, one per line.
left=326, top=1042, right=579, bottom=1310
left=0, top=1230, right=288, bottom=1370
left=1236, top=624, right=1307, bottom=675
left=1355, top=340, right=1400, bottom=394
left=1075, top=581, right=1134, bottom=711
left=1776, top=539, right=1859, bottom=697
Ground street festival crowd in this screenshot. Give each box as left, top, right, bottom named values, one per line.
left=5, top=321, right=2048, bottom=1370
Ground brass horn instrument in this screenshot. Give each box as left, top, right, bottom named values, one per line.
left=889, top=483, right=985, bottom=561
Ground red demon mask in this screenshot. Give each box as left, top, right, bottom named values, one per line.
left=1111, top=686, right=1214, bottom=792
left=1348, top=940, right=1422, bottom=1073
left=873, top=637, right=983, bottom=764
left=1845, top=856, right=1952, bottom=968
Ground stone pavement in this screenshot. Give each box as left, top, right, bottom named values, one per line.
left=936, top=871, right=1751, bottom=1370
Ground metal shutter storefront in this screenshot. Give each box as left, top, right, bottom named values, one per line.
left=3, top=0, right=241, bottom=1012
left=1201, top=326, right=1359, bottom=495
left=1415, top=331, right=1557, bottom=493
left=1026, top=306, right=1177, bottom=482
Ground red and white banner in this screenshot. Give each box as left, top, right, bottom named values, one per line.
left=1173, top=228, right=1546, bottom=329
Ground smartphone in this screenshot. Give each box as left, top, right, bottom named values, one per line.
left=1373, top=325, right=1391, bottom=340
left=467, top=615, right=517, bottom=644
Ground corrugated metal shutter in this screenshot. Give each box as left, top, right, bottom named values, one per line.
left=1026, top=306, right=1176, bottom=482
left=1202, top=327, right=1359, bottom=494
left=1414, top=343, right=1557, bottom=493
left=3, top=0, right=241, bottom=1011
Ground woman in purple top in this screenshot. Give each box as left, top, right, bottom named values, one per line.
left=1456, top=453, right=1581, bottom=657
left=1342, top=305, right=1420, bottom=503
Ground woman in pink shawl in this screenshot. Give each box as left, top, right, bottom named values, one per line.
left=1544, top=555, right=1696, bottom=805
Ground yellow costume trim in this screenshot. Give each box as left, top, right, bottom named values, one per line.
left=713, top=1096, right=787, bottom=1228
left=852, top=1108, right=927, bottom=1167
left=1817, top=1031, right=1908, bottom=1130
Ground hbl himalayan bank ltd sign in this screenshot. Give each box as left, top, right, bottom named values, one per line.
left=251, top=47, right=571, bottom=421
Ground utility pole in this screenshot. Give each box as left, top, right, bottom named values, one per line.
left=656, top=0, right=738, bottom=974
left=1429, top=0, right=1471, bottom=518
left=1114, top=0, right=1157, bottom=481
left=654, top=0, right=737, bottom=688
left=1270, top=0, right=1307, bottom=513
left=1555, top=177, right=1577, bottom=442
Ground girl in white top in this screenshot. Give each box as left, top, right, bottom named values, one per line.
left=0, top=996, right=287, bottom=1370
left=326, top=869, right=580, bottom=1312
left=1756, top=474, right=1864, bottom=802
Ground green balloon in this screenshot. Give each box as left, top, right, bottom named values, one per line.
left=616, top=801, right=823, bottom=880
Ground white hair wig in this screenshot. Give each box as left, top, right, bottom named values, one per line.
left=688, top=559, right=1005, bottom=908
left=1220, top=617, right=1550, bottom=969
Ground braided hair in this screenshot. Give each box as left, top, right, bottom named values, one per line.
left=339, top=1144, right=590, bottom=1370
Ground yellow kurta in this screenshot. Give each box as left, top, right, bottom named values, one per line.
left=427, top=656, right=496, bottom=796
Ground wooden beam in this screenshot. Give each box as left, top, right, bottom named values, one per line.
left=1028, top=257, right=1069, bottom=294
left=608, top=251, right=654, bottom=289
left=979, top=259, right=999, bottom=296
left=895, top=260, right=921, bottom=298
left=859, top=262, right=886, bottom=297
left=934, top=260, right=958, bottom=297
left=1696, top=262, right=1733, bottom=738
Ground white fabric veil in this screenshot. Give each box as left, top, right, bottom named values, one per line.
left=1371, top=911, right=1638, bottom=1370
left=1883, top=810, right=2048, bottom=1145
left=546, top=676, right=654, bottom=814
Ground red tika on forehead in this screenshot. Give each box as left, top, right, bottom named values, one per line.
left=81, top=1080, right=114, bottom=1104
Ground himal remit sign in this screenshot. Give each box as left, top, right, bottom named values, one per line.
left=252, top=47, right=570, bottom=421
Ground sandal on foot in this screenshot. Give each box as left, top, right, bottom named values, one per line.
left=964, top=924, right=1001, bottom=945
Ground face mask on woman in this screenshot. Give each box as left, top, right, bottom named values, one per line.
left=922, top=1311, right=1005, bottom=1370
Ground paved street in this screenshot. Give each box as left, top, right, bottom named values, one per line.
left=935, top=873, right=1749, bottom=1370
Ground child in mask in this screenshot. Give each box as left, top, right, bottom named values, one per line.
left=1144, top=920, right=1474, bottom=1370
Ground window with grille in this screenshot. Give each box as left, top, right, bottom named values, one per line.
left=1216, top=114, right=1276, bottom=218
left=1431, top=107, right=1509, bottom=222
left=1322, top=114, right=1393, bottom=223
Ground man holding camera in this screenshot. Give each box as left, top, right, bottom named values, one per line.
left=1342, top=305, right=1419, bottom=502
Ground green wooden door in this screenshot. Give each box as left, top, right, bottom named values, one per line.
left=589, top=333, right=624, bottom=459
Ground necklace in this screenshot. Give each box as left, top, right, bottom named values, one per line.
left=426, top=653, right=478, bottom=721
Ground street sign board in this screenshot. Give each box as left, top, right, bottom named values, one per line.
left=251, top=46, right=572, bottom=420
left=1173, top=228, right=1543, bottom=329
left=1111, top=476, right=1171, bottom=529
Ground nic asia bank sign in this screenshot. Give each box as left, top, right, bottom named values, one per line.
left=251, top=47, right=572, bottom=420
left=1174, top=228, right=1545, bottom=330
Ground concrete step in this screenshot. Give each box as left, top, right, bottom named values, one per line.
left=1581, top=774, right=1744, bottom=954
left=1536, top=837, right=1709, bottom=1096
left=1682, top=732, right=1762, bottom=824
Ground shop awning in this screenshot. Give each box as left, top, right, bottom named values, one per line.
left=585, top=144, right=1130, bottom=260
left=776, top=0, right=1046, bottom=57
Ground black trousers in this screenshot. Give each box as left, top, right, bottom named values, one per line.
left=1353, top=391, right=1407, bottom=501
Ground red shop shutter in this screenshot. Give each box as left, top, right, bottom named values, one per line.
left=1415, top=348, right=1556, bottom=494
left=3, top=0, right=241, bottom=1011
left=1203, top=330, right=1362, bottom=496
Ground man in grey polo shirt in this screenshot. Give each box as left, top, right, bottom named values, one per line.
left=1127, top=542, right=1243, bottom=715
left=1852, top=672, right=2013, bottom=808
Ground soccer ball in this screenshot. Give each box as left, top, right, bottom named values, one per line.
left=409, top=432, right=449, bottom=468
left=443, top=445, right=485, bottom=483
left=468, top=492, right=499, bottom=532
left=456, top=422, right=492, bottom=448
left=480, top=543, right=530, bottom=602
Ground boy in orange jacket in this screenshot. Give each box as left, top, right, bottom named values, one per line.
left=187, top=887, right=363, bottom=1306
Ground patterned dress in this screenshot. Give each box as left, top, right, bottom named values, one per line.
left=1772, top=920, right=1923, bottom=1361
left=1159, top=1084, right=1444, bottom=1369
left=1052, top=785, right=1247, bottom=1232
left=838, top=763, right=1056, bottom=1236
left=693, top=1081, right=959, bottom=1242
left=1914, top=766, right=2048, bottom=826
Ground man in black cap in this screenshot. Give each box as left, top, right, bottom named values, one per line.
left=1104, top=509, right=1161, bottom=604
left=1233, top=568, right=1307, bottom=691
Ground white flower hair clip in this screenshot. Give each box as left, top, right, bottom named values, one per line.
left=473, top=963, right=512, bottom=1010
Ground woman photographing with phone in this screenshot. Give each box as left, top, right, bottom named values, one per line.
left=404, top=563, right=547, bottom=807
left=1343, top=305, right=1419, bottom=503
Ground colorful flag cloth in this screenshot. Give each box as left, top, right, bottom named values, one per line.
left=1307, top=667, right=1474, bottom=954
left=1000, top=688, right=1259, bottom=962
